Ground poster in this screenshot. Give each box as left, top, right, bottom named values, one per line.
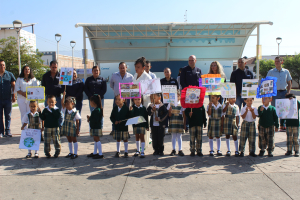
left=125, top=116, right=146, bottom=126
left=242, top=79, right=259, bottom=98
left=256, top=76, right=277, bottom=98
left=220, top=83, right=236, bottom=98
left=59, top=67, right=73, bottom=85
left=185, top=88, right=201, bottom=104
left=140, top=78, right=162, bottom=95
left=199, top=74, right=224, bottom=95
left=119, top=82, right=141, bottom=99
left=181, top=86, right=206, bottom=108
left=276, top=99, right=298, bottom=119
left=162, top=85, right=178, bottom=106
left=26, top=86, right=45, bottom=101
left=19, top=129, right=41, bottom=150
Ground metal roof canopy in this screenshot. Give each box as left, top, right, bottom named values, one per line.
left=75, top=21, right=272, bottom=64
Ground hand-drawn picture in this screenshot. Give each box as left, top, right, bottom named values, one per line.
left=119, top=82, right=141, bottom=99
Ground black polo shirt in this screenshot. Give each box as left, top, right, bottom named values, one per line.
left=41, top=71, right=62, bottom=97
left=180, top=65, right=202, bottom=89
left=84, top=75, right=107, bottom=99
left=230, top=68, right=254, bottom=96
left=65, top=78, right=85, bottom=102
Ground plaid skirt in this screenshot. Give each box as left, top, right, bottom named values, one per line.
left=207, top=118, right=222, bottom=138
left=223, top=116, right=238, bottom=136
left=168, top=114, right=184, bottom=134
left=133, top=127, right=146, bottom=135
left=113, top=131, right=130, bottom=140
left=90, top=129, right=103, bottom=137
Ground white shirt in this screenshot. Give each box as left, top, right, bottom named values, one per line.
left=167, top=101, right=184, bottom=115
left=21, top=111, right=41, bottom=124
left=262, top=105, right=270, bottom=110
left=15, top=77, right=39, bottom=99
left=61, top=108, right=81, bottom=121
left=133, top=71, right=152, bottom=107
left=134, top=104, right=143, bottom=108
left=118, top=106, right=122, bottom=112
left=222, top=103, right=240, bottom=116
left=206, top=103, right=223, bottom=117
left=46, top=106, right=59, bottom=113
left=153, top=104, right=160, bottom=126
left=240, top=106, right=258, bottom=122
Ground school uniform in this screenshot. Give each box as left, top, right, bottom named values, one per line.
left=89, top=107, right=103, bottom=137
left=223, top=103, right=239, bottom=136
left=207, top=103, right=223, bottom=138
left=110, top=104, right=130, bottom=141
left=147, top=102, right=168, bottom=153
left=258, top=105, right=279, bottom=153
left=184, top=106, right=207, bottom=153
left=239, top=106, right=258, bottom=153
left=39, top=106, right=61, bottom=156
left=285, top=100, right=300, bottom=153
left=130, top=104, right=149, bottom=135
left=60, top=108, right=81, bottom=137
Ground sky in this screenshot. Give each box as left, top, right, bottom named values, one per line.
left=1, top=0, right=299, bottom=60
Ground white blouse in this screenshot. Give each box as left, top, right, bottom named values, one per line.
left=133, top=71, right=152, bottom=108
left=15, top=77, right=39, bottom=99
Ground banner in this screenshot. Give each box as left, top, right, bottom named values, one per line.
left=19, top=129, right=41, bottom=150
left=181, top=86, right=206, bottom=108
left=119, top=82, right=141, bottom=99
left=26, top=86, right=45, bottom=101
left=256, top=76, right=277, bottom=98
left=242, top=79, right=258, bottom=98
left=162, top=85, right=178, bottom=106
left=220, top=83, right=236, bottom=98
left=140, top=78, right=162, bottom=95
left=59, top=68, right=73, bottom=85
left=199, top=74, right=224, bottom=95
left=276, top=99, right=298, bottom=119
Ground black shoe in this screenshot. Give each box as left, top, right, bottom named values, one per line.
left=124, top=152, right=128, bottom=158
left=190, top=152, right=195, bottom=156
left=170, top=150, right=176, bottom=156
left=285, top=151, right=292, bottom=156
left=159, top=152, right=164, bottom=156
left=54, top=153, right=59, bottom=158
left=153, top=151, right=159, bottom=155
left=71, top=154, right=79, bottom=159
left=178, top=150, right=185, bottom=156
left=45, top=154, right=51, bottom=158
left=235, top=151, right=239, bottom=157
left=26, top=153, right=32, bottom=158
left=197, top=152, right=203, bottom=157
left=295, top=151, right=299, bottom=157
left=115, top=152, right=120, bottom=158
left=259, top=150, right=265, bottom=157
left=87, top=153, right=98, bottom=157
left=268, top=152, right=273, bottom=157
left=217, top=150, right=222, bottom=156
left=209, top=151, right=214, bottom=156
left=4, top=133, right=12, bottom=137
left=249, top=152, right=257, bottom=157
left=226, top=151, right=231, bottom=157
left=140, top=152, right=145, bottom=158
left=65, top=153, right=73, bottom=158
left=92, top=154, right=104, bottom=159
left=239, top=152, right=244, bottom=157
left=134, top=151, right=140, bottom=157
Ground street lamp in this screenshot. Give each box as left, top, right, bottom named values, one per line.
left=12, top=20, right=22, bottom=74
left=55, top=33, right=61, bottom=65
left=276, top=37, right=282, bottom=56
left=70, top=40, right=76, bottom=68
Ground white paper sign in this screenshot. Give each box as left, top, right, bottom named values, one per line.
left=26, top=86, right=45, bottom=100
left=59, top=67, right=73, bottom=85
left=19, top=129, right=41, bottom=150
left=140, top=78, right=162, bottom=95
left=242, top=79, right=258, bottom=98
left=220, top=83, right=236, bottom=98
left=162, top=85, right=178, bottom=106
left=259, top=79, right=274, bottom=95
left=125, top=116, right=146, bottom=126
left=276, top=99, right=298, bottom=119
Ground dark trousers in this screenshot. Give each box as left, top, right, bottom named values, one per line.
left=151, top=126, right=165, bottom=153
left=0, top=99, right=12, bottom=135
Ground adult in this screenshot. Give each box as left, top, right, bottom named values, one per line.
left=64, top=69, right=84, bottom=131
left=267, top=56, right=292, bottom=131
left=180, top=55, right=202, bottom=89
left=230, top=58, right=254, bottom=110
left=208, top=61, right=227, bottom=104
left=0, top=59, right=16, bottom=138
left=177, top=68, right=183, bottom=90
left=84, top=66, right=107, bottom=129
left=15, top=66, right=39, bottom=123
left=145, top=60, right=157, bottom=79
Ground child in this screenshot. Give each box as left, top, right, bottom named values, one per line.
left=258, top=97, right=279, bottom=157
left=147, top=93, right=168, bottom=156
left=21, top=101, right=44, bottom=158
left=185, top=105, right=207, bottom=157
left=129, top=97, right=149, bottom=158
left=87, top=95, right=104, bottom=159
left=207, top=95, right=224, bottom=156
left=39, top=95, right=61, bottom=158
left=239, top=98, right=258, bottom=157
left=284, top=93, right=300, bottom=157
left=110, top=95, right=130, bottom=158
left=222, top=98, right=240, bottom=157
left=61, top=93, right=81, bottom=159
left=168, top=90, right=185, bottom=156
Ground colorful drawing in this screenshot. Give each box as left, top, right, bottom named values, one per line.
left=119, top=82, right=141, bottom=99
left=26, top=86, right=45, bottom=101
left=242, top=79, right=258, bottom=98
left=276, top=99, right=298, bottom=119
left=60, top=67, right=73, bottom=85
left=220, top=83, right=236, bottom=98
left=162, top=85, right=177, bottom=106
left=19, top=129, right=41, bottom=150
left=181, top=86, right=206, bottom=108
left=256, top=76, right=277, bottom=98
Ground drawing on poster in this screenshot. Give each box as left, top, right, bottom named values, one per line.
left=140, top=78, right=162, bottom=95
left=276, top=99, right=298, bottom=119
left=19, top=129, right=41, bottom=150
left=199, top=74, right=224, bottom=95
left=242, top=79, right=258, bottom=98
left=256, top=76, right=277, bottom=98
left=59, top=67, right=73, bottom=85
left=26, top=86, right=45, bottom=101
left=119, top=83, right=141, bottom=99
left=220, top=83, right=236, bottom=98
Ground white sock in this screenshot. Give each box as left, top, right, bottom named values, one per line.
left=136, top=141, right=140, bottom=152
left=117, top=142, right=121, bottom=152
left=234, top=140, right=239, bottom=152
left=93, top=142, right=97, bottom=154
left=141, top=142, right=145, bottom=153
left=177, top=133, right=182, bottom=151
left=226, top=139, right=230, bottom=152
left=28, top=150, right=31, bottom=154
left=124, top=142, right=128, bottom=153
left=74, top=142, right=78, bottom=155
left=209, top=139, right=214, bottom=151
left=217, top=138, right=221, bottom=151
left=97, top=141, right=102, bottom=155
left=35, top=150, right=38, bottom=154
left=172, top=133, right=176, bottom=150
left=68, top=142, right=73, bottom=154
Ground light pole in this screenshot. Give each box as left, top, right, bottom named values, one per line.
left=276, top=37, right=282, bottom=56
left=70, top=41, right=76, bottom=68
left=12, top=20, right=22, bottom=74
left=55, top=33, right=61, bottom=65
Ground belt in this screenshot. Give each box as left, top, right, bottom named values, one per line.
left=277, top=90, right=286, bottom=92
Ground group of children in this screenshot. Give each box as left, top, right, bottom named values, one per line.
left=21, top=91, right=300, bottom=159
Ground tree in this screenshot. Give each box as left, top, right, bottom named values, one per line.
left=0, top=36, right=47, bottom=81
left=283, top=53, right=300, bottom=89
left=253, top=59, right=275, bottom=78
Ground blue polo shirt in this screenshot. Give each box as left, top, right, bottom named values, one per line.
left=267, top=68, right=292, bottom=90
left=0, top=71, right=16, bottom=100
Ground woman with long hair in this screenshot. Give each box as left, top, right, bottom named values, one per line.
left=208, top=61, right=227, bottom=104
